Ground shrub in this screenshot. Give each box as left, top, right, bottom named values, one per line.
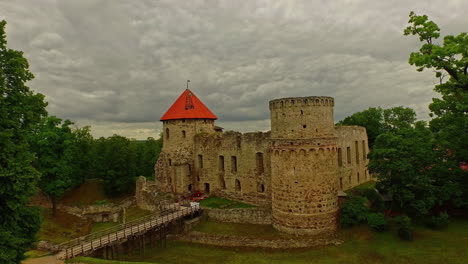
left=394, top=215, right=413, bottom=241
left=340, top=196, right=368, bottom=227
left=366, top=212, right=387, bottom=232
left=95, top=200, right=108, bottom=205
left=362, top=188, right=385, bottom=212
left=426, top=212, right=449, bottom=230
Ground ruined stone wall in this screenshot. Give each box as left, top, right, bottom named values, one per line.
left=203, top=208, right=272, bottom=225
left=335, top=126, right=370, bottom=191
left=193, top=131, right=272, bottom=207
left=270, top=96, right=339, bottom=236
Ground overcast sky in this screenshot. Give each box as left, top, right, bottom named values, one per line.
left=1, top=0, right=467, bottom=139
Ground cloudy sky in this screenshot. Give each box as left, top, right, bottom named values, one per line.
left=1, top=0, right=467, bottom=139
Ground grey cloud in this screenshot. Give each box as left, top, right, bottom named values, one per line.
left=0, top=0, right=466, bottom=138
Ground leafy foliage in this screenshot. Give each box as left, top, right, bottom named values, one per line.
left=340, top=196, right=369, bottom=228
left=366, top=213, right=387, bottom=232
left=394, top=215, right=413, bottom=241
left=0, top=20, right=47, bottom=263
left=426, top=212, right=449, bottom=230
left=337, top=106, right=416, bottom=148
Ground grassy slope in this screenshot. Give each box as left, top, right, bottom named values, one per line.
left=91, top=207, right=152, bottom=233
left=76, top=218, right=468, bottom=264
left=61, top=179, right=128, bottom=206
left=199, top=197, right=255, bottom=209
left=38, top=209, right=92, bottom=244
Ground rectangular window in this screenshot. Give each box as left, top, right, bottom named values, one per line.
left=231, top=156, right=237, bottom=173
left=362, top=140, right=366, bottom=160
left=355, top=141, right=360, bottom=164
left=198, top=155, right=203, bottom=168
left=338, top=148, right=343, bottom=167
left=218, top=155, right=225, bottom=172
left=346, top=147, right=351, bottom=164
left=256, top=152, right=264, bottom=174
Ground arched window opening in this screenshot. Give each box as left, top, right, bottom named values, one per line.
left=257, top=183, right=265, bottom=193
left=235, top=179, right=241, bottom=192
left=338, top=148, right=343, bottom=167
left=204, top=183, right=210, bottom=194
left=188, top=184, right=193, bottom=192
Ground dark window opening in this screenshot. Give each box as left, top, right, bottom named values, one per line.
left=349, top=175, right=351, bottom=184
left=188, top=184, right=192, bottom=192
left=166, top=128, right=170, bottom=140
left=168, top=159, right=172, bottom=166
left=231, top=156, right=237, bottom=173
left=257, top=183, right=265, bottom=193
left=218, top=155, right=225, bottom=172
left=339, top=178, right=343, bottom=190
left=362, top=140, right=366, bottom=160
left=235, top=179, right=241, bottom=192
left=338, top=148, right=343, bottom=167
left=347, top=147, right=351, bottom=164
left=303, top=125, right=307, bottom=128
left=182, top=130, right=186, bottom=138
left=355, top=141, right=360, bottom=164
left=198, top=155, right=203, bottom=168
left=220, top=178, right=226, bottom=189
left=256, top=152, right=264, bottom=174
left=300, top=110, right=303, bottom=115
left=204, top=183, right=210, bottom=194
left=357, top=172, right=360, bottom=183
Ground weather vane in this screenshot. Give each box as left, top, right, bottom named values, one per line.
left=186, top=79, right=190, bottom=90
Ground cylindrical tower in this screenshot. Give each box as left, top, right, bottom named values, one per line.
left=270, top=96, right=339, bottom=236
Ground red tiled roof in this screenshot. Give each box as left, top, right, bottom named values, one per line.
left=160, top=89, right=218, bottom=121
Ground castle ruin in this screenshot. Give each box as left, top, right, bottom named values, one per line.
left=146, top=89, right=370, bottom=236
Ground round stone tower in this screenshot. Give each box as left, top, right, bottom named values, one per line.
left=270, top=96, right=339, bottom=236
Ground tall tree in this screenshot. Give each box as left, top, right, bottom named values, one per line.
left=404, top=12, right=468, bottom=207
left=0, top=20, right=47, bottom=263
left=338, top=106, right=416, bottom=148
left=29, top=117, right=79, bottom=215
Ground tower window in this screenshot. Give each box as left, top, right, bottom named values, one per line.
left=235, top=179, right=241, bottom=192
left=347, top=147, right=351, bottom=164
left=355, top=141, right=360, bottom=164
left=338, top=148, right=343, bottom=167
left=198, top=155, right=203, bottom=168
left=218, top=155, right=225, bottom=172
left=303, top=125, right=307, bottom=128
left=168, top=159, right=172, bottom=166
left=362, top=140, right=366, bottom=160
left=256, top=152, right=264, bottom=174
left=182, top=130, right=186, bottom=138
left=166, top=128, right=170, bottom=140
left=257, top=183, right=265, bottom=193
left=231, top=156, right=237, bottom=173
left=339, top=178, right=343, bottom=190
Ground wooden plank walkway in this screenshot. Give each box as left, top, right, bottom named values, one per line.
left=56, top=202, right=200, bottom=260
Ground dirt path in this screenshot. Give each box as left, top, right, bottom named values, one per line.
left=22, top=255, right=63, bottom=264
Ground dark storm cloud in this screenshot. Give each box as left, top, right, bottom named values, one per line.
left=1, top=0, right=467, bottom=138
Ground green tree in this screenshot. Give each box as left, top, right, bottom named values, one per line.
left=0, top=20, right=47, bottom=263
left=72, top=126, right=95, bottom=182
left=29, top=117, right=79, bottom=215
left=338, top=106, right=416, bottom=148
left=404, top=12, right=468, bottom=207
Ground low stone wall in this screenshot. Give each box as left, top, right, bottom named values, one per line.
left=203, top=208, right=272, bottom=225
left=170, top=231, right=342, bottom=249
left=57, top=198, right=135, bottom=223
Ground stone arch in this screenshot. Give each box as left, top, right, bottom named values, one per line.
left=315, top=99, right=320, bottom=105
left=299, top=149, right=307, bottom=156
left=235, top=179, right=241, bottom=192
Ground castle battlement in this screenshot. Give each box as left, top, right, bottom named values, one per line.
left=149, top=89, right=371, bottom=237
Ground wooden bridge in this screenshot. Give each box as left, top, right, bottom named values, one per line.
left=56, top=202, right=200, bottom=260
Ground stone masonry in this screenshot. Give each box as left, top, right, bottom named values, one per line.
left=138, top=90, right=371, bottom=236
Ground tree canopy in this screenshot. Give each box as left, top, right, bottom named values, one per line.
left=0, top=20, right=47, bottom=263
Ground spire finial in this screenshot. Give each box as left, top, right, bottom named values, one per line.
left=186, top=79, right=190, bottom=90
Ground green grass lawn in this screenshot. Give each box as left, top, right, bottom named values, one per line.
left=23, top=250, right=51, bottom=259
left=193, top=220, right=288, bottom=239
left=71, top=218, right=468, bottom=264
left=199, top=197, right=255, bottom=209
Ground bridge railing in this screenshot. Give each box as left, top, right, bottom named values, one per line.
left=58, top=201, right=199, bottom=251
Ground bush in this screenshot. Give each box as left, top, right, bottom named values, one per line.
left=362, top=188, right=385, bottom=212
left=340, top=196, right=368, bottom=227
left=394, top=215, right=413, bottom=241
left=426, top=212, right=449, bottom=230
left=95, top=200, right=108, bottom=205
left=366, top=213, right=387, bottom=231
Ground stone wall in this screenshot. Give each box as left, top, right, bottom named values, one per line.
left=335, top=126, right=370, bottom=191
left=193, top=131, right=272, bottom=207
left=203, top=208, right=272, bottom=225
left=57, top=198, right=134, bottom=223
left=170, top=231, right=342, bottom=249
